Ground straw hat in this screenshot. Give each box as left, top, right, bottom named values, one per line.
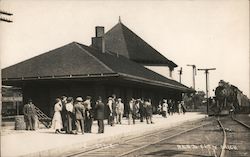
left=76, top=97, right=83, bottom=102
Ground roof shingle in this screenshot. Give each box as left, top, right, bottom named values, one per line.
left=2, top=42, right=191, bottom=92
left=104, top=22, right=177, bottom=67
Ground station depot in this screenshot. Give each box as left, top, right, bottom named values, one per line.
left=2, top=20, right=194, bottom=117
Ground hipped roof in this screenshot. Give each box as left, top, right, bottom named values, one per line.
left=2, top=42, right=192, bottom=92
left=104, top=22, right=177, bottom=68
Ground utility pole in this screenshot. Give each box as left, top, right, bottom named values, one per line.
left=187, top=64, right=196, bottom=90
left=178, top=67, right=182, bottom=83
left=0, top=10, right=13, bottom=23
left=0, top=10, right=13, bottom=131
left=198, top=68, right=216, bottom=115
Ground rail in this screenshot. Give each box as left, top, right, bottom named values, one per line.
left=217, top=118, right=226, bottom=157
left=65, top=118, right=213, bottom=157
left=232, top=117, right=250, bottom=129
left=117, top=122, right=210, bottom=157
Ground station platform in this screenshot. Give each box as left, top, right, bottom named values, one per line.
left=1, top=112, right=206, bottom=157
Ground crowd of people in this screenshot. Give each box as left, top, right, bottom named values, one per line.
left=23, top=94, right=186, bottom=134
left=50, top=94, right=156, bottom=134
left=157, top=99, right=186, bottom=117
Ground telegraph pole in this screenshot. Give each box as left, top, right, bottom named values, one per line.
left=178, top=67, right=182, bottom=83
left=187, top=64, right=196, bottom=90
left=0, top=10, right=13, bottom=23
left=0, top=10, right=13, bottom=131
left=198, top=68, right=216, bottom=115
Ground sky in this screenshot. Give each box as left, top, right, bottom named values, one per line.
left=0, top=0, right=249, bottom=97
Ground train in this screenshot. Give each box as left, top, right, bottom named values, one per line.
left=209, top=80, right=250, bottom=115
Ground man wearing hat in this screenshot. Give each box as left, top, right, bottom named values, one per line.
left=116, top=98, right=124, bottom=124
left=145, top=99, right=154, bottom=124
left=128, top=98, right=137, bottom=125
left=74, top=97, right=85, bottom=134
left=162, top=99, right=168, bottom=118
left=23, top=99, right=37, bottom=130
left=60, top=96, right=67, bottom=132
left=107, top=97, right=115, bottom=126
left=111, top=94, right=118, bottom=124
left=138, top=98, right=145, bottom=122
left=65, top=97, right=74, bottom=134
left=83, top=96, right=93, bottom=133
left=95, top=96, right=105, bottom=133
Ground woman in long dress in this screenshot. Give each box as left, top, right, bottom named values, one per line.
left=52, top=98, right=63, bottom=133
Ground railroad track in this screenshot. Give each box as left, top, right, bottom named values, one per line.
left=64, top=115, right=250, bottom=157
left=217, top=117, right=227, bottom=157
left=64, top=117, right=215, bottom=157
left=218, top=115, right=250, bottom=157
left=232, top=116, right=250, bottom=129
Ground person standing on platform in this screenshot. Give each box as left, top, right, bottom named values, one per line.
left=112, top=94, right=118, bottom=124
left=116, top=98, right=124, bottom=124
left=65, top=97, right=74, bottom=134
left=178, top=101, right=183, bottom=114
left=107, top=97, right=115, bottom=126
left=168, top=99, right=173, bottom=115
left=61, top=96, right=67, bottom=132
left=74, top=97, right=85, bottom=134
left=23, top=99, right=37, bottom=131
left=162, top=99, right=168, bottom=118
left=52, top=98, right=63, bottom=134
left=95, top=96, right=105, bottom=133
left=83, top=96, right=93, bottom=133
left=145, top=99, right=153, bottom=124
left=139, top=99, right=145, bottom=122
left=157, top=103, right=162, bottom=115
left=128, top=98, right=137, bottom=125
left=181, top=101, right=187, bottom=114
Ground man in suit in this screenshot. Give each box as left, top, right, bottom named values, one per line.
left=128, top=98, right=137, bottom=125
left=138, top=99, right=145, bottom=122
left=65, top=97, right=74, bottom=134
left=61, top=96, right=67, bottom=132
left=95, top=96, right=105, bottom=133
left=23, top=99, right=37, bottom=130
left=112, top=94, right=118, bottom=124
left=145, top=99, right=153, bottom=124
left=83, top=96, right=93, bottom=133
left=74, top=97, right=85, bottom=134
left=116, top=98, right=124, bottom=124
left=107, top=97, right=115, bottom=126
left=162, top=99, right=168, bottom=117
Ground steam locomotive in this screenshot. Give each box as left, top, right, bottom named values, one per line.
left=209, top=80, right=250, bottom=115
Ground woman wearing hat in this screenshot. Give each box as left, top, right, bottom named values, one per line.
left=52, top=98, right=63, bottom=134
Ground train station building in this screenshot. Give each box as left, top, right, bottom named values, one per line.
left=2, top=20, right=193, bottom=117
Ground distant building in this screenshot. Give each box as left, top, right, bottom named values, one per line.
left=2, top=21, right=193, bottom=117
left=2, top=86, right=23, bottom=116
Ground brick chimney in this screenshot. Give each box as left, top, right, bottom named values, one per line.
left=91, top=26, right=105, bottom=53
